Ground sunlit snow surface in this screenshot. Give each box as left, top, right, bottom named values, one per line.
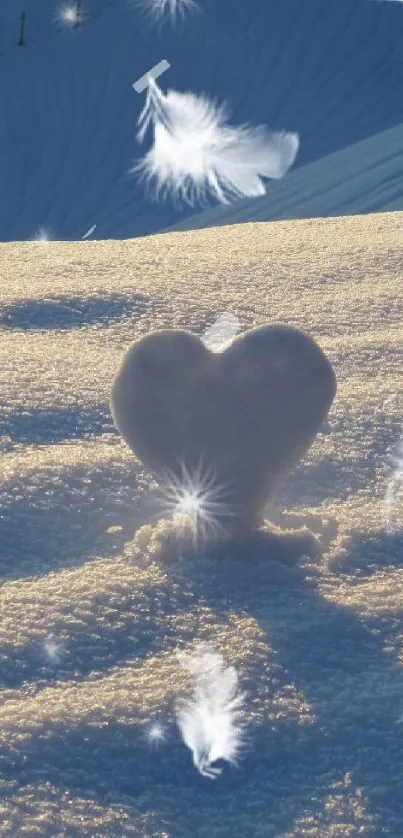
left=0, top=214, right=403, bottom=832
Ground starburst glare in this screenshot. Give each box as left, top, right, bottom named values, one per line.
left=131, top=0, right=198, bottom=25
left=56, top=3, right=85, bottom=28
left=154, top=457, right=237, bottom=545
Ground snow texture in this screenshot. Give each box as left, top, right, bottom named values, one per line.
left=0, top=213, right=402, bottom=833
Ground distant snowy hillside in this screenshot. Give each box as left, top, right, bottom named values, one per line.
left=1, top=0, right=403, bottom=241
left=164, top=121, right=403, bottom=233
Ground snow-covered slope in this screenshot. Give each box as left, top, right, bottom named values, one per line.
left=1, top=0, right=403, bottom=241
left=163, top=120, right=403, bottom=233
left=1, top=214, right=403, bottom=833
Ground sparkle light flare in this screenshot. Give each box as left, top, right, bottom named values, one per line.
left=130, top=0, right=198, bottom=24
left=55, top=3, right=86, bottom=28
left=153, top=456, right=238, bottom=545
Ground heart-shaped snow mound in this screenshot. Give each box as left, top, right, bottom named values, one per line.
left=110, top=324, right=336, bottom=541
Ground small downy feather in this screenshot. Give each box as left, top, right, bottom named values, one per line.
left=130, top=79, right=299, bottom=207
left=175, top=643, right=248, bottom=779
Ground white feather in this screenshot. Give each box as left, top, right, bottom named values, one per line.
left=175, top=644, right=247, bottom=779
left=131, top=79, right=299, bottom=207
